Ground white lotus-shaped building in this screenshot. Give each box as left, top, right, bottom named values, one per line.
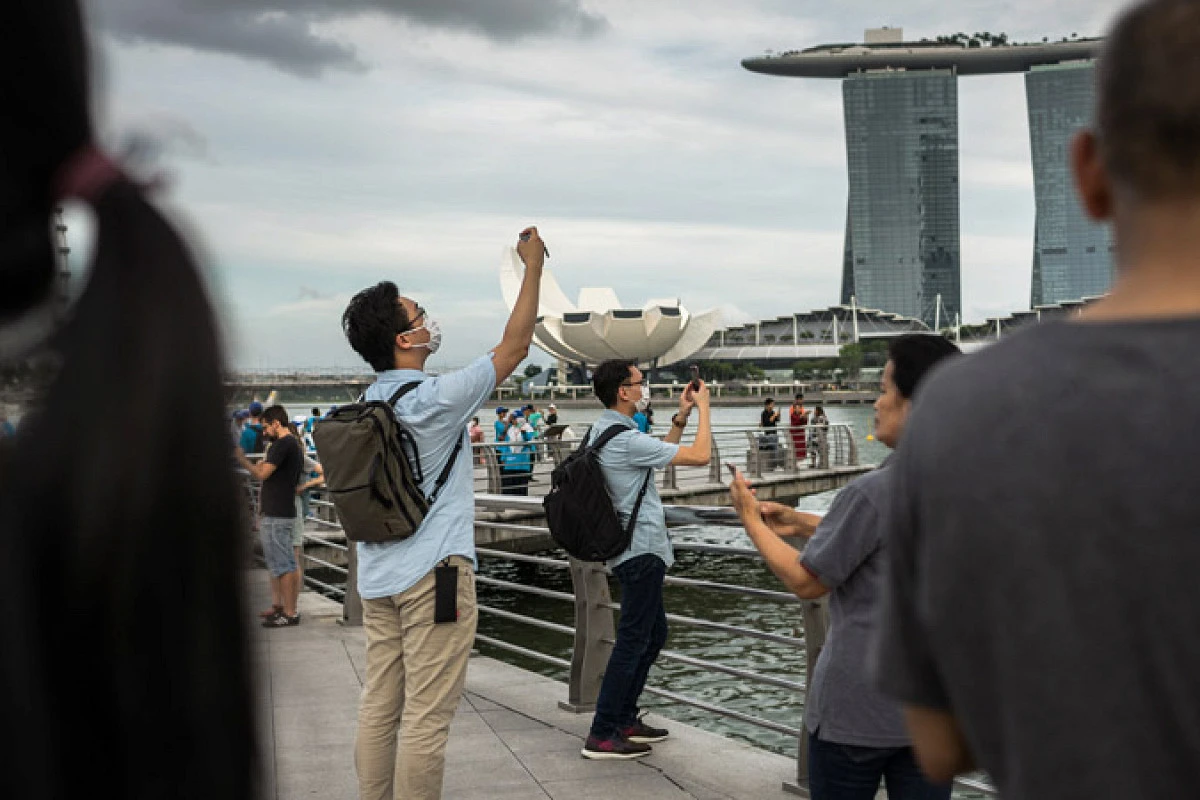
left=500, top=249, right=722, bottom=367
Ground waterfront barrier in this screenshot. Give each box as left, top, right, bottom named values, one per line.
left=470, top=422, right=859, bottom=499
left=249, top=483, right=995, bottom=798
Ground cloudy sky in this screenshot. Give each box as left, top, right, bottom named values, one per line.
left=75, top=0, right=1129, bottom=371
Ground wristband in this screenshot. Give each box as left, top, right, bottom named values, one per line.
left=671, top=414, right=688, bottom=429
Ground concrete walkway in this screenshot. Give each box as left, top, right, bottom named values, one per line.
left=253, top=575, right=799, bottom=799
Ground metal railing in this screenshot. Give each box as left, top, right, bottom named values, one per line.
left=470, top=423, right=859, bottom=497
left=280, top=485, right=992, bottom=798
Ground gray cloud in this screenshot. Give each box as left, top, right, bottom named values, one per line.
left=92, top=0, right=608, bottom=77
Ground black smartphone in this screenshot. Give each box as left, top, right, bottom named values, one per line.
left=434, top=563, right=458, bottom=624
left=689, top=364, right=701, bottom=391
left=725, top=462, right=738, bottom=479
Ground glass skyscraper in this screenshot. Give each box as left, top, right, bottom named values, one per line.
left=1026, top=61, right=1114, bottom=306
left=841, top=70, right=961, bottom=328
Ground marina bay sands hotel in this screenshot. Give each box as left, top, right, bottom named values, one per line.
left=743, top=29, right=1112, bottom=329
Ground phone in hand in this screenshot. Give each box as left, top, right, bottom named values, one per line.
left=689, top=364, right=701, bottom=391
left=519, top=230, right=550, bottom=258
left=725, top=462, right=738, bottom=480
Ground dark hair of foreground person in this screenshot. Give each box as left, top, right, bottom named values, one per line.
left=0, top=2, right=259, bottom=798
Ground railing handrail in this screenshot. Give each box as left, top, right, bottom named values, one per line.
left=256, top=480, right=994, bottom=797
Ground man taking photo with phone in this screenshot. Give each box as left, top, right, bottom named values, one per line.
left=580, top=360, right=712, bottom=759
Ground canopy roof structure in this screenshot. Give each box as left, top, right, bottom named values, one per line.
left=498, top=248, right=722, bottom=367
left=743, top=38, right=1102, bottom=78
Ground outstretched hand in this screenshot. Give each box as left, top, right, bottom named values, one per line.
left=517, top=226, right=547, bottom=270
left=728, top=468, right=759, bottom=520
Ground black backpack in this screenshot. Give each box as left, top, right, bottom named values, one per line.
left=543, top=424, right=652, bottom=562
left=313, top=382, right=463, bottom=543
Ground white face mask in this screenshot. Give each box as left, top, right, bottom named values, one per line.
left=635, top=395, right=650, bottom=413
left=407, top=316, right=442, bottom=354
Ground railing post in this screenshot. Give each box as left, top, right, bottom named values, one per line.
left=342, top=541, right=363, bottom=627
left=484, top=446, right=503, bottom=494
left=785, top=597, right=829, bottom=796
left=745, top=432, right=764, bottom=478
left=708, top=431, right=722, bottom=485
left=784, top=425, right=799, bottom=474
left=560, top=558, right=615, bottom=713
left=662, top=463, right=678, bottom=490
left=846, top=425, right=859, bottom=467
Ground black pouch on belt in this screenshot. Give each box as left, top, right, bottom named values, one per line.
left=434, top=561, right=458, bottom=624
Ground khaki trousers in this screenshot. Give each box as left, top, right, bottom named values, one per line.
left=355, top=556, right=477, bottom=800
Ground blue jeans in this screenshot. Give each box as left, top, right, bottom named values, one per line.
left=808, top=731, right=952, bottom=800
left=589, top=554, right=668, bottom=739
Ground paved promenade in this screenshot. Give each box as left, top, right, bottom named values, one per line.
left=254, top=574, right=798, bottom=799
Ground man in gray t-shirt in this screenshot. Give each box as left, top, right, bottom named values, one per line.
left=731, top=335, right=959, bottom=799
left=872, top=4, right=1200, bottom=797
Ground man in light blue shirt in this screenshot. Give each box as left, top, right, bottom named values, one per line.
left=341, top=227, right=547, bottom=800
left=581, top=360, right=712, bottom=760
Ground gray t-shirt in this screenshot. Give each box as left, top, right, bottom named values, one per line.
left=873, top=318, right=1200, bottom=800
left=801, top=460, right=910, bottom=747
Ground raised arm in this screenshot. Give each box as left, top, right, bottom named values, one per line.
left=492, top=227, right=546, bottom=383
left=729, top=470, right=828, bottom=599
left=670, top=381, right=712, bottom=466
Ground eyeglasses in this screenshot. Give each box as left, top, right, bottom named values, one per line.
left=402, top=304, right=427, bottom=333
left=620, top=380, right=649, bottom=390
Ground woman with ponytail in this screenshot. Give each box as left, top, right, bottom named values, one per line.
left=0, top=3, right=259, bottom=798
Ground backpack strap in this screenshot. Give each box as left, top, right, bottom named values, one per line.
left=426, top=433, right=465, bottom=505
left=388, top=381, right=422, bottom=405
left=385, top=379, right=463, bottom=506
left=587, top=423, right=655, bottom=537
left=625, top=470, right=653, bottom=537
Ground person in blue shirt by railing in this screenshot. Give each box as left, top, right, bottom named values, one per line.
left=500, top=410, right=535, bottom=495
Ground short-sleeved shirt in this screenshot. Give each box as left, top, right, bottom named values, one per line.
left=356, top=354, right=496, bottom=600
left=800, top=461, right=909, bottom=747
left=260, top=434, right=302, bottom=518
left=590, top=410, right=679, bottom=570
left=761, top=409, right=778, bottom=428
left=872, top=318, right=1200, bottom=799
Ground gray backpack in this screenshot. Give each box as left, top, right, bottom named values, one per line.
left=313, top=382, right=463, bottom=543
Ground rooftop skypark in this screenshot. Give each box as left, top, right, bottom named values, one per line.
left=743, top=29, right=1103, bottom=78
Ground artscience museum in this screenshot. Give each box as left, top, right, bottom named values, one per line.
left=499, top=248, right=722, bottom=369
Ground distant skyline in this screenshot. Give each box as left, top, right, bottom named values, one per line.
left=73, top=0, right=1129, bottom=369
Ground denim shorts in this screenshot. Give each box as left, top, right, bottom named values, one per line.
left=261, top=516, right=298, bottom=577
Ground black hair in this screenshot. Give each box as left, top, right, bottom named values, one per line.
left=310, top=407, right=320, bottom=416
left=593, top=359, right=636, bottom=408
left=794, top=394, right=804, bottom=401
left=1098, top=0, right=1200, bottom=199
left=887, top=334, right=961, bottom=399
left=342, top=281, right=410, bottom=372
left=0, top=4, right=257, bottom=798
left=262, top=405, right=289, bottom=427
left=764, top=397, right=775, bottom=406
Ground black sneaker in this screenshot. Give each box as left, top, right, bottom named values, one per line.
left=621, top=714, right=669, bottom=743
left=580, top=733, right=652, bottom=760
left=261, top=611, right=301, bottom=628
